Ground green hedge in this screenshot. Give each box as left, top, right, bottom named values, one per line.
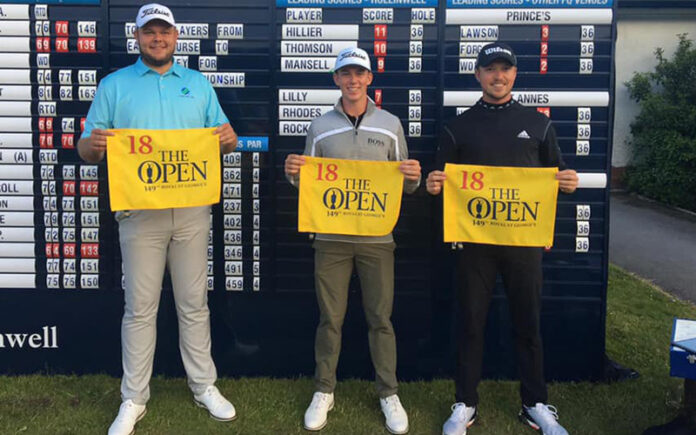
left=625, top=34, right=696, bottom=211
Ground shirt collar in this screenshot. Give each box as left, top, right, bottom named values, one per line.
left=477, top=97, right=516, bottom=111
left=334, top=97, right=377, bottom=116
left=134, top=57, right=184, bottom=77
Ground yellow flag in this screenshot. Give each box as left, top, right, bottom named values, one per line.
left=443, top=164, right=559, bottom=247
left=298, top=156, right=404, bottom=236
left=106, top=128, right=221, bottom=211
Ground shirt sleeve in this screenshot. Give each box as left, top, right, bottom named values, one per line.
left=435, top=124, right=459, bottom=171
left=286, top=123, right=316, bottom=188
left=203, top=79, right=229, bottom=128
left=394, top=121, right=420, bottom=194
left=539, top=121, right=567, bottom=170
left=81, top=79, right=114, bottom=139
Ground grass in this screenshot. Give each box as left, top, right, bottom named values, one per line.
left=1, top=265, right=695, bottom=434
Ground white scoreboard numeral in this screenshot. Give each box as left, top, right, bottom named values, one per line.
left=575, top=237, right=590, bottom=253
left=577, top=107, right=591, bottom=122
left=577, top=124, right=591, bottom=139
left=576, top=221, right=590, bottom=236
left=576, top=204, right=591, bottom=220
left=580, top=42, right=595, bottom=58
left=580, top=58, right=593, bottom=74
left=409, top=41, right=423, bottom=56
left=410, top=24, right=424, bottom=40
left=576, top=140, right=590, bottom=156
left=59, top=86, right=73, bottom=101
left=409, top=90, right=422, bottom=104
left=409, top=57, right=422, bottom=73
left=581, top=25, right=595, bottom=41
left=59, top=70, right=72, bottom=85
left=408, top=105, right=421, bottom=121
left=78, top=21, right=97, bottom=37
left=408, top=122, right=421, bottom=137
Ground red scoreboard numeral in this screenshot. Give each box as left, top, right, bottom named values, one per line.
left=63, top=181, right=76, bottom=196
left=55, top=21, right=69, bottom=36
left=45, top=244, right=54, bottom=258
left=36, top=37, right=50, bottom=52
left=377, top=57, right=385, bottom=73
left=38, top=117, right=46, bottom=132
left=63, top=243, right=76, bottom=258
left=77, top=38, right=96, bottom=53
left=80, top=181, right=99, bottom=196
left=81, top=243, right=99, bottom=258
left=61, top=134, right=75, bottom=149
left=541, top=25, right=550, bottom=41
left=540, top=42, right=548, bottom=56
left=45, top=117, right=53, bottom=132
left=55, top=37, right=69, bottom=53
left=52, top=243, right=61, bottom=258
left=540, top=58, right=548, bottom=74
left=80, top=117, right=86, bottom=131
left=374, top=41, right=387, bottom=57
left=374, top=24, right=387, bottom=40
left=374, top=89, right=382, bottom=105
left=537, top=107, right=551, bottom=117
left=39, top=134, right=54, bottom=148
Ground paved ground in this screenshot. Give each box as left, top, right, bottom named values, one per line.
left=609, top=192, right=696, bottom=303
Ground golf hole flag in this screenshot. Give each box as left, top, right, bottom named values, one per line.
left=443, top=164, right=559, bottom=247
left=106, top=128, right=221, bottom=211
left=298, top=156, right=404, bottom=236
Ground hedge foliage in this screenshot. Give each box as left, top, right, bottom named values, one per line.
left=624, top=34, right=696, bottom=211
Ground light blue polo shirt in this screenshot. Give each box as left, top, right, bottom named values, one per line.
left=82, top=57, right=228, bottom=138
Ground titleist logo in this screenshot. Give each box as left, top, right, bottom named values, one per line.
left=140, top=7, right=171, bottom=19
left=339, top=51, right=367, bottom=61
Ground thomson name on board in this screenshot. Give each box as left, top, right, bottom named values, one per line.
left=0, top=326, right=58, bottom=349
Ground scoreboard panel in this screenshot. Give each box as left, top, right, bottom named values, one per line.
left=0, top=0, right=615, bottom=382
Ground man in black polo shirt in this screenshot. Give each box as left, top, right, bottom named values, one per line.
left=426, top=42, right=578, bottom=435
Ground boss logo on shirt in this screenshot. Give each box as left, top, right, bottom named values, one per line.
left=367, top=137, right=385, bottom=147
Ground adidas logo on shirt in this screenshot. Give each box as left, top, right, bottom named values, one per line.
left=517, top=130, right=531, bottom=139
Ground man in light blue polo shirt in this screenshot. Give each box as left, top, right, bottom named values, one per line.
left=77, top=4, right=238, bottom=435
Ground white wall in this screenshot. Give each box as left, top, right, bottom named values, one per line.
left=613, top=10, right=696, bottom=168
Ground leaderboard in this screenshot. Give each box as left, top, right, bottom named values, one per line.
left=1, top=0, right=615, bottom=380
left=0, top=2, right=104, bottom=290
left=443, top=0, right=613, bottom=272
left=1, top=0, right=615, bottom=308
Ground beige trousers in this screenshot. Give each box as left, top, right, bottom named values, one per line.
left=117, top=206, right=216, bottom=404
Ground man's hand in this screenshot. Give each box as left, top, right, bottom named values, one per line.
left=556, top=169, right=579, bottom=194
left=215, top=123, right=238, bottom=154
left=285, top=154, right=306, bottom=177
left=77, top=128, right=114, bottom=163
left=399, top=159, right=421, bottom=181
left=426, top=170, right=446, bottom=195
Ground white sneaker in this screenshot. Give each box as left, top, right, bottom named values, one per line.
left=193, top=385, right=237, bottom=421
left=442, top=403, right=477, bottom=435
left=108, top=400, right=147, bottom=435
left=380, top=394, right=409, bottom=434
left=303, top=392, right=334, bottom=431
left=519, top=403, right=569, bottom=435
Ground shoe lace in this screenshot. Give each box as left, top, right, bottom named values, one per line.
left=204, top=386, right=225, bottom=407
left=115, top=401, right=137, bottom=422
left=450, top=402, right=472, bottom=421
left=531, top=403, right=559, bottom=424
left=384, top=396, right=401, bottom=414
left=310, top=393, right=330, bottom=410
